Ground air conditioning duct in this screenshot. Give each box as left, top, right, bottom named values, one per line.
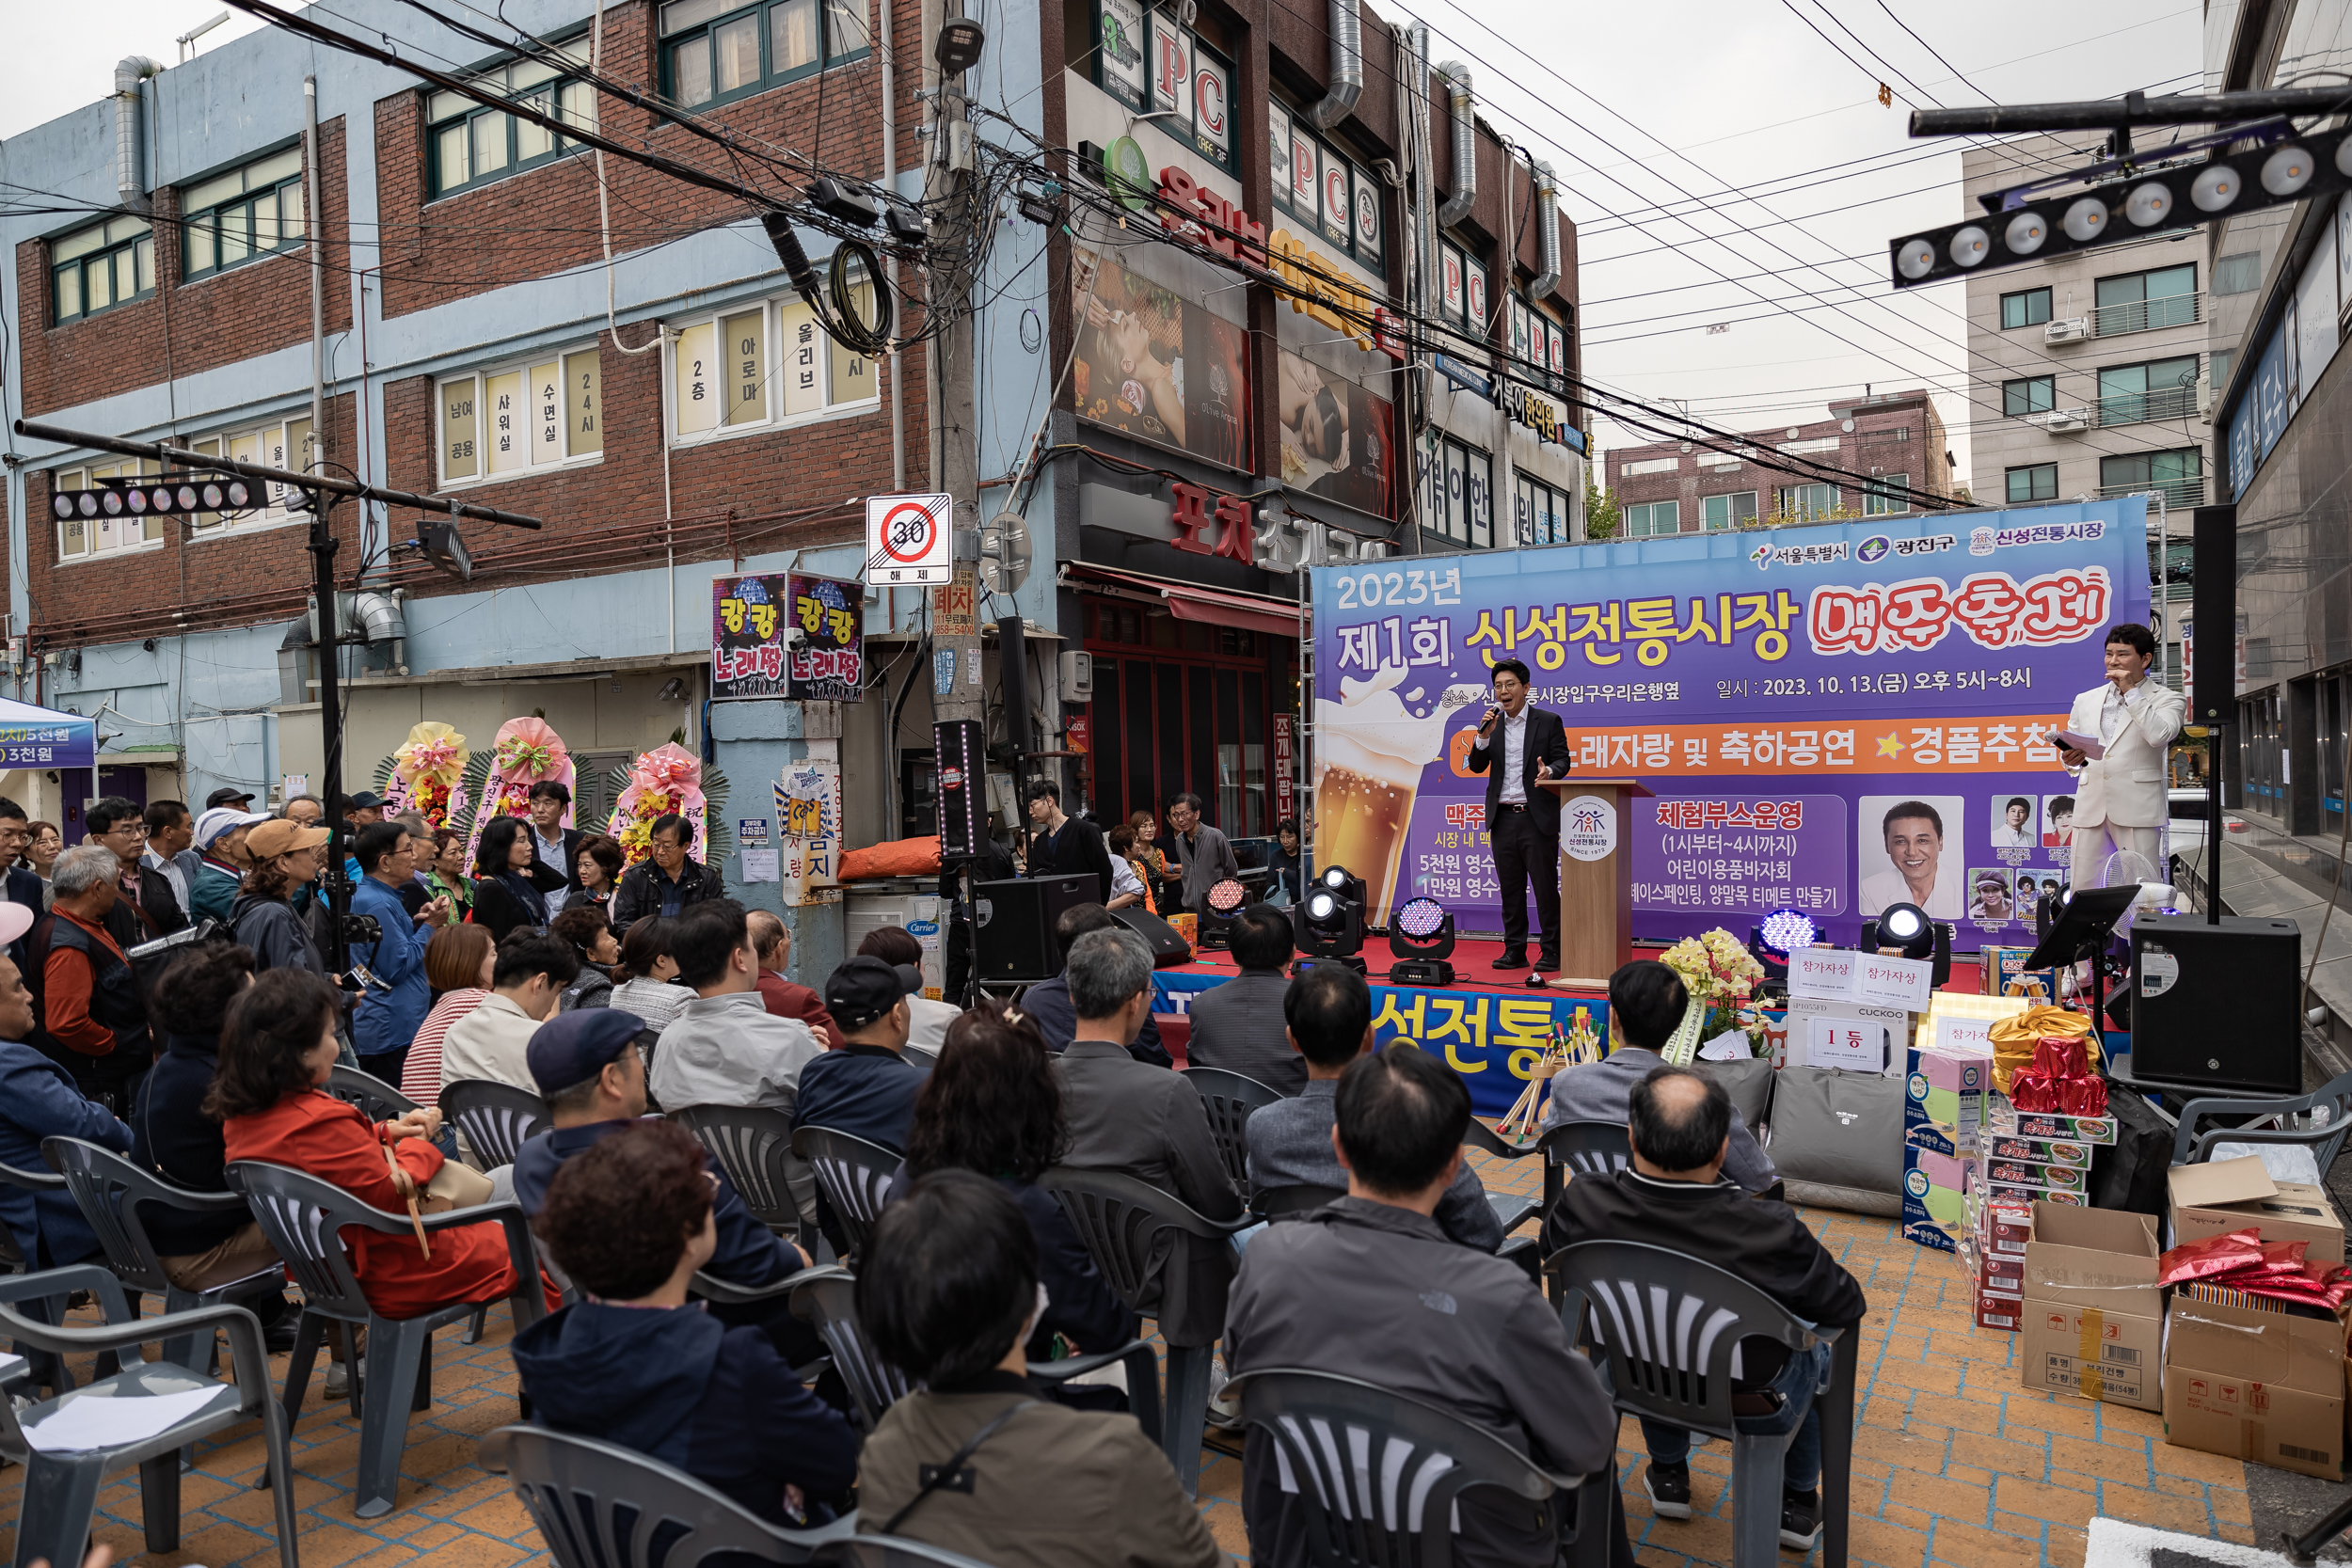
left=1529, top=158, right=1562, bottom=300
left=115, top=57, right=162, bottom=214
left=1437, top=62, right=1475, bottom=229
left=1306, top=0, right=1362, bottom=130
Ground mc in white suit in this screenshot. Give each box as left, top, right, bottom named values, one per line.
left=2061, top=677, right=2185, bottom=891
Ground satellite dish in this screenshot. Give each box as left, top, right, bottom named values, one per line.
left=978, top=512, right=1031, bottom=593
left=1841, top=419, right=1856, bottom=432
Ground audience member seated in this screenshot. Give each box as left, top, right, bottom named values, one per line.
left=1054, top=927, right=1239, bottom=1351
left=1017, top=903, right=1170, bottom=1068
left=792, top=957, right=930, bottom=1150
left=548, top=906, right=618, bottom=1011
left=217, top=969, right=537, bottom=1321
left=134, top=943, right=294, bottom=1337
left=438, top=931, right=580, bottom=1093
left=1541, top=959, right=1778, bottom=1194
left=516, top=1119, right=857, bottom=1527
left=608, top=915, right=690, bottom=1053
left=1244, top=964, right=1504, bottom=1251
left=648, top=900, right=822, bottom=1115
left=1182, top=904, right=1307, bottom=1093
left=0, top=927, right=137, bottom=1270
left=853, top=1169, right=1220, bottom=1568
left=512, top=1009, right=814, bottom=1346
left=1228, top=1044, right=1627, bottom=1568
left=901, top=999, right=1136, bottom=1360
left=855, top=926, right=958, bottom=1057
left=1543, top=1063, right=1866, bottom=1552
left=401, top=924, right=496, bottom=1101
left=748, top=909, right=838, bottom=1044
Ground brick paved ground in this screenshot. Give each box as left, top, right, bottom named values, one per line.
left=2, top=1146, right=2262, bottom=1567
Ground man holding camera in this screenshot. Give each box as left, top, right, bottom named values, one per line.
left=1466, top=658, right=1573, bottom=974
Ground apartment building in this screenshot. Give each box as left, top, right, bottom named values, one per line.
left=1603, top=388, right=1951, bottom=536
left=1961, top=135, right=2213, bottom=526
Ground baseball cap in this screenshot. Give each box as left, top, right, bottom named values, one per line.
left=0, top=904, right=31, bottom=948
left=204, top=786, right=256, bottom=809
left=348, top=790, right=389, bottom=811
left=824, top=956, right=922, bottom=1033
left=195, top=806, right=271, bottom=851
left=246, top=819, right=332, bottom=860
left=528, top=1008, right=643, bottom=1097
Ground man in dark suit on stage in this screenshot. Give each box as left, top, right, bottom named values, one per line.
left=1024, top=779, right=1115, bottom=904
left=1465, top=658, right=1573, bottom=975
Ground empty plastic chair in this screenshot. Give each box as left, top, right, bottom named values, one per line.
left=1178, top=1066, right=1290, bottom=1191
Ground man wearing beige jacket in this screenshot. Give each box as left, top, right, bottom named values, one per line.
left=2057, top=623, right=2184, bottom=892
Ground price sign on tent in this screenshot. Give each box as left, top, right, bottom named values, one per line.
left=865, top=492, right=953, bottom=586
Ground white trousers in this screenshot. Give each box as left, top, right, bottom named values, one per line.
left=2069, top=820, right=2163, bottom=891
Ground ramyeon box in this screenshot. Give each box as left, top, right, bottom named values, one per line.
left=1984, top=1103, right=2118, bottom=1146
left=1983, top=1132, right=2097, bottom=1168
left=1980, top=1157, right=2092, bottom=1196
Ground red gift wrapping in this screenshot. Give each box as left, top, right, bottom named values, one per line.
left=2010, top=1035, right=2110, bottom=1114
left=2159, top=1228, right=2266, bottom=1286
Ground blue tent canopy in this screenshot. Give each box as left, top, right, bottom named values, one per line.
left=0, top=697, right=97, bottom=770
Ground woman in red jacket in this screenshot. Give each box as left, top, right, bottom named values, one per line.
left=216, top=968, right=527, bottom=1320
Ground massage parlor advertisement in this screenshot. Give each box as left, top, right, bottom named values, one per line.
left=1307, top=499, right=2153, bottom=952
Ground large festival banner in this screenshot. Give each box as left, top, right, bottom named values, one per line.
left=1308, top=499, right=2153, bottom=952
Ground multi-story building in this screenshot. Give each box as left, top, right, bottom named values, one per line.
left=1603, top=387, right=1951, bottom=536
left=0, top=0, right=1576, bottom=950
left=1961, top=135, right=2211, bottom=528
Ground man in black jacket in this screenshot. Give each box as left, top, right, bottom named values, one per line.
left=87, top=796, right=184, bottom=940
left=1543, top=1064, right=1867, bottom=1553
left=527, top=781, right=586, bottom=890
left=1023, top=780, right=1114, bottom=904
left=610, top=814, right=725, bottom=927
left=1464, top=658, right=1572, bottom=974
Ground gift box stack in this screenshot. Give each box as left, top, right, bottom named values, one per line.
left=1900, top=1042, right=1986, bottom=1256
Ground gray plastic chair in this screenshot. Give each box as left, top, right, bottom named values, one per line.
left=0, top=1263, right=300, bottom=1568
left=1039, top=1164, right=1248, bottom=1498
left=0, top=1158, right=72, bottom=1391
left=786, top=1265, right=1162, bottom=1439
left=2172, top=1068, right=2352, bottom=1169
left=41, top=1135, right=279, bottom=1378
left=1552, top=1239, right=1850, bottom=1568
left=673, top=1103, right=817, bottom=1247
left=1458, top=1118, right=1544, bottom=1235
left=479, top=1423, right=852, bottom=1567
left=438, top=1077, right=548, bottom=1170
left=1179, top=1066, right=1291, bottom=1191
left=1224, top=1367, right=1598, bottom=1568
left=330, top=1064, right=422, bottom=1123
left=791, top=1126, right=902, bottom=1259
left=225, top=1157, right=548, bottom=1517
left=1252, top=1182, right=1345, bottom=1221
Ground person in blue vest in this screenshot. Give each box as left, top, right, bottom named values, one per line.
left=347, top=821, right=454, bottom=1085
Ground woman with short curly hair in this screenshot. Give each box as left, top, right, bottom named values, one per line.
left=514, top=1120, right=857, bottom=1526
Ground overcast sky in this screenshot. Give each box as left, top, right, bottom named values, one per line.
left=5, top=0, right=2202, bottom=489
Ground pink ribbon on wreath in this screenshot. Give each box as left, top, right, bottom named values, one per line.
left=630, top=742, right=700, bottom=794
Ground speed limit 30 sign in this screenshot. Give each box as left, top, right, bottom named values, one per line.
left=865, top=492, right=954, bottom=587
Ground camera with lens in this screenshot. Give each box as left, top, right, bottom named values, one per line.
left=340, top=911, right=384, bottom=946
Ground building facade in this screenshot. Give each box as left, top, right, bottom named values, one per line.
left=1603, top=388, right=1951, bottom=537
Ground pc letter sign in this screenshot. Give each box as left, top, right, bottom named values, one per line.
left=866, top=492, right=953, bottom=587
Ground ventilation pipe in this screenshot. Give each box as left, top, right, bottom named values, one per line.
left=114, top=57, right=163, bottom=214
left=1437, top=62, right=1475, bottom=229
left=1530, top=158, right=1562, bottom=300
left=1306, top=0, right=1362, bottom=130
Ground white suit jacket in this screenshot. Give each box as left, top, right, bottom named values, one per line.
left=2064, top=680, right=2184, bottom=830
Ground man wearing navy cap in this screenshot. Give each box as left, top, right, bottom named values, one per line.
left=791, top=957, right=931, bottom=1153
left=510, top=1009, right=817, bottom=1351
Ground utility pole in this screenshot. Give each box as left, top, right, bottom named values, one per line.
left=304, top=74, right=350, bottom=970
left=925, top=7, right=985, bottom=736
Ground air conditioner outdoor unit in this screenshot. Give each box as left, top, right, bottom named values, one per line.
left=2026, top=407, right=2091, bottom=434
left=2044, top=318, right=2090, bottom=343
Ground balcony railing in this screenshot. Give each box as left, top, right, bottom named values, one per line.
left=2092, top=292, right=2201, bottom=338
left=2098, top=477, right=2205, bottom=509
left=2096, top=384, right=2200, bottom=427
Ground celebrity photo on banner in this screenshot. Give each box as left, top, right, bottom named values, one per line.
left=1307, top=498, right=2155, bottom=950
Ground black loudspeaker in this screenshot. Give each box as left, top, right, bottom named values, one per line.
left=2129, top=913, right=2301, bottom=1096
left=996, top=615, right=1030, bottom=765
left=934, top=719, right=989, bottom=860
left=972, top=873, right=1097, bottom=982
left=2189, top=504, right=2236, bottom=727
left=1112, top=907, right=1196, bottom=967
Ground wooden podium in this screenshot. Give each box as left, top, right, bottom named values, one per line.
left=1538, top=777, right=1654, bottom=983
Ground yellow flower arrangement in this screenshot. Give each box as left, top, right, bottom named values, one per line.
left=1660, top=927, right=1767, bottom=1040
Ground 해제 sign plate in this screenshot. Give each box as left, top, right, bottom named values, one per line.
left=866, top=493, right=953, bottom=587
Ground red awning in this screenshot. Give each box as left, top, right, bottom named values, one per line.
left=1063, top=563, right=1308, bottom=641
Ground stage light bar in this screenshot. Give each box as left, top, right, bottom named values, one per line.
left=58, top=473, right=261, bottom=524
left=1887, top=122, right=2352, bottom=287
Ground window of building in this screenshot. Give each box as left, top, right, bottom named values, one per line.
left=177, top=415, right=318, bottom=534
left=660, top=0, right=866, bottom=111
left=51, top=459, right=165, bottom=562
left=1426, top=436, right=1492, bottom=547
left=440, top=345, right=604, bottom=484
left=1776, top=483, right=1837, bottom=521
left=2100, top=447, right=2203, bottom=506
left=428, top=49, right=596, bottom=198
left=1863, top=474, right=1909, bottom=515
left=669, top=282, right=876, bottom=447
left=1701, top=491, right=1756, bottom=531
left=2094, top=263, right=2198, bottom=335
left=2006, top=463, right=2058, bottom=504
left=1624, top=500, right=1681, bottom=537
left=2003, top=375, right=2055, bottom=417
left=1513, top=474, right=1571, bottom=545
left=2097, top=355, right=2200, bottom=426
left=1623, top=456, right=1678, bottom=477
left=1999, top=287, right=2051, bottom=329
left=181, top=149, right=306, bottom=279
left=2213, top=251, right=2262, bottom=296
left=51, top=215, right=153, bottom=324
